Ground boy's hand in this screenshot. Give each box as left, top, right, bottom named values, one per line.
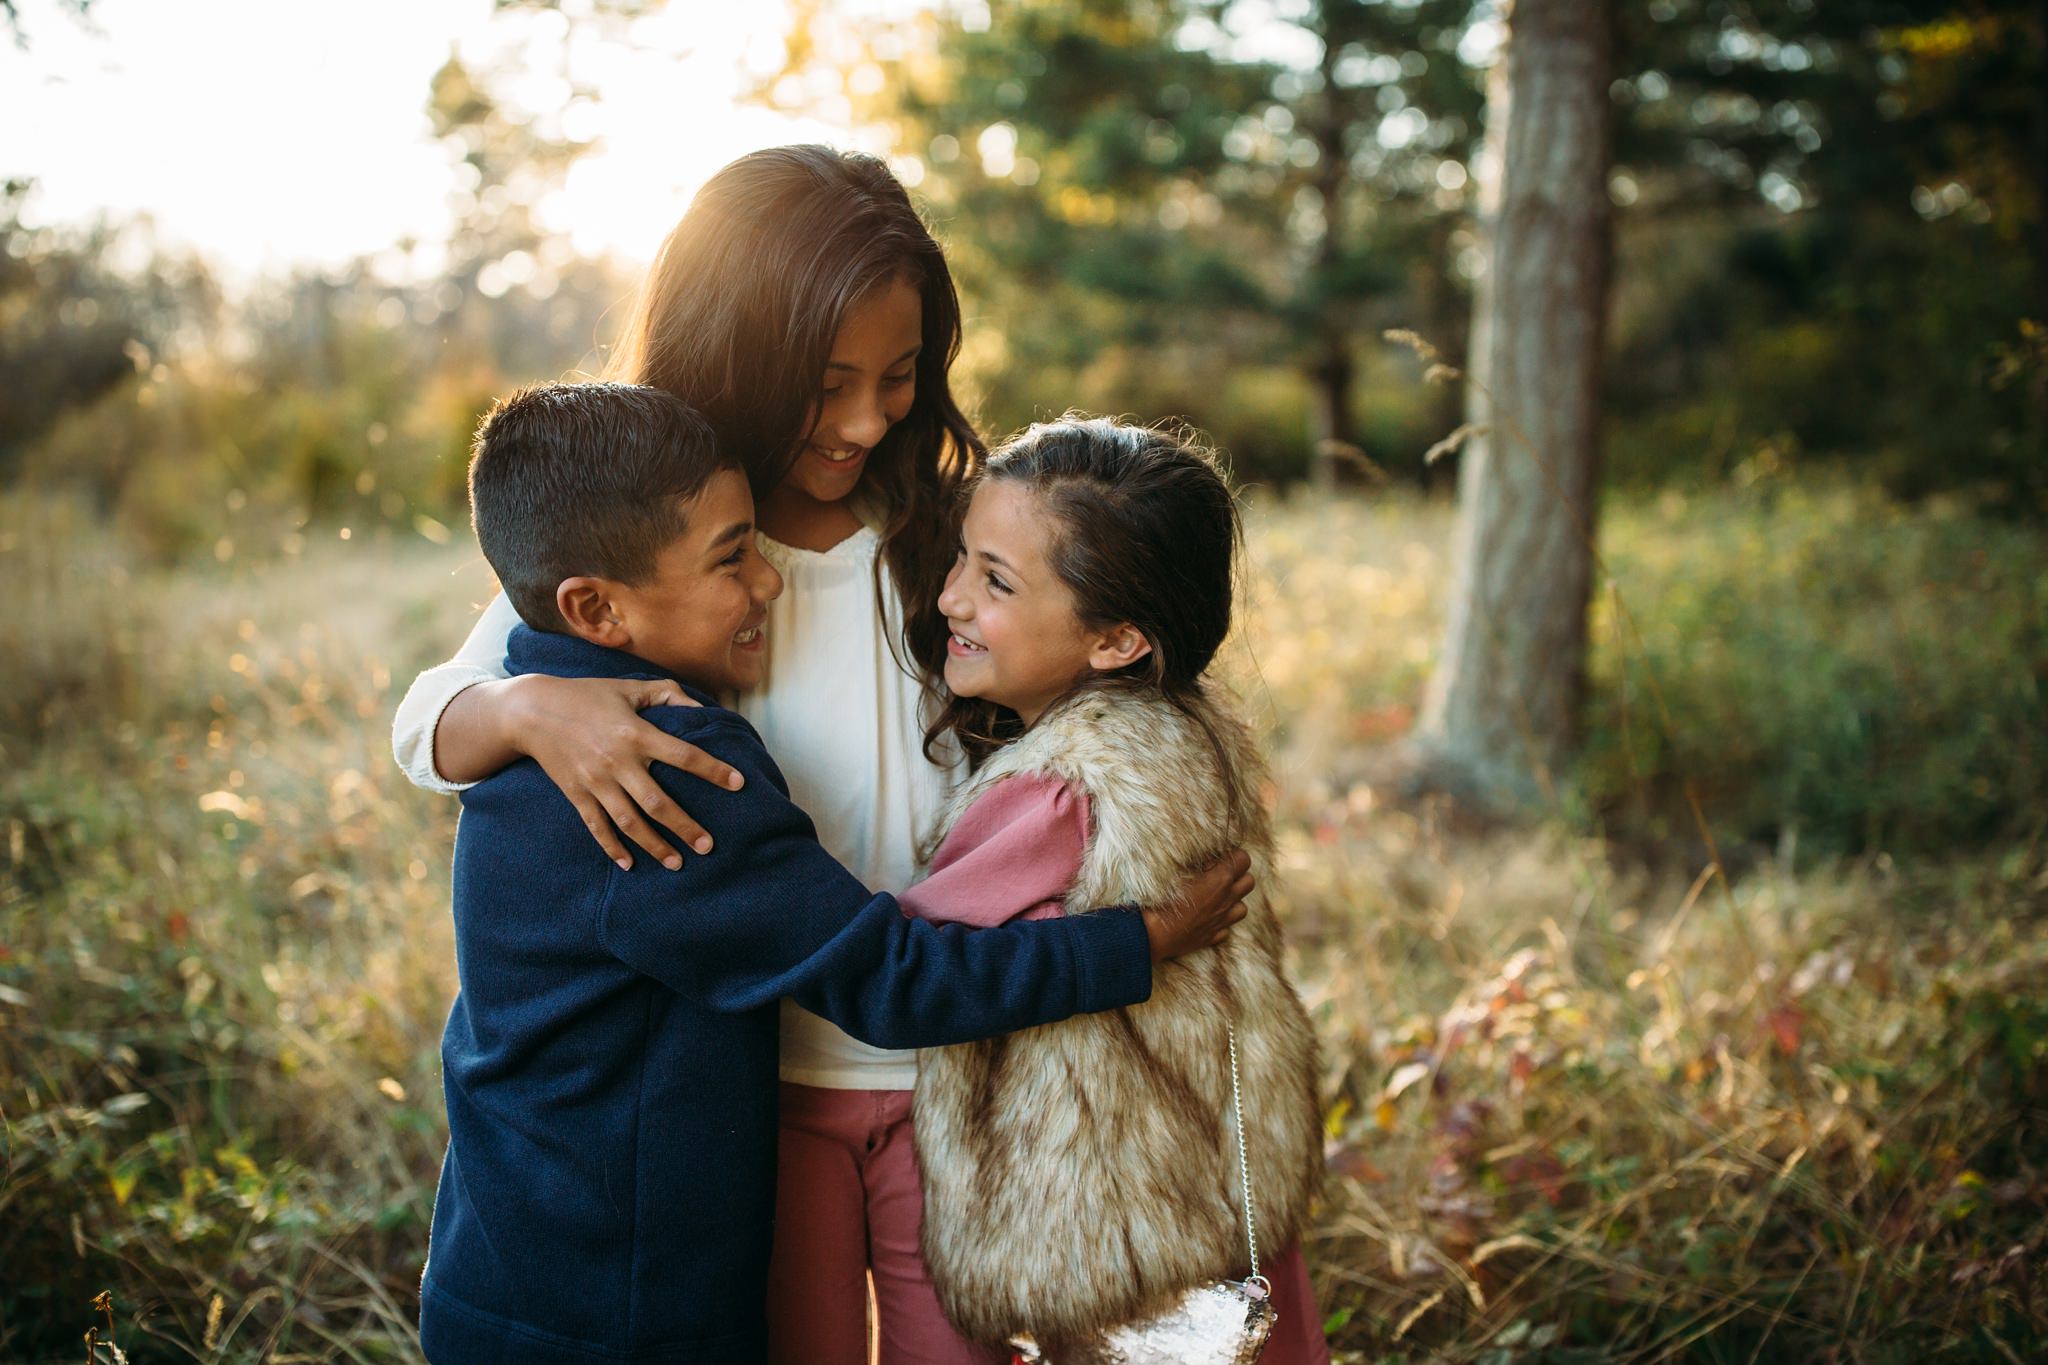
left=1142, top=850, right=1253, bottom=961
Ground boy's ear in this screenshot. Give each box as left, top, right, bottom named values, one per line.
left=1087, top=623, right=1153, bottom=672
left=556, top=577, right=632, bottom=649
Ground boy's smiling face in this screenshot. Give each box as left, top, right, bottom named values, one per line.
left=557, top=468, right=783, bottom=694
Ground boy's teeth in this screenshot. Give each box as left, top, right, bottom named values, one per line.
left=735, top=627, right=760, bottom=643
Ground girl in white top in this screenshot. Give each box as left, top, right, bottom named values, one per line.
left=392, top=147, right=1248, bottom=1363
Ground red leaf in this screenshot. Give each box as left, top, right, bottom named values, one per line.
left=1498, top=1148, right=1571, bottom=1206
left=1327, top=1143, right=1388, bottom=1184
left=1766, top=1001, right=1804, bottom=1055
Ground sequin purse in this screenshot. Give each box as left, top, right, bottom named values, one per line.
left=1009, top=1024, right=1277, bottom=1365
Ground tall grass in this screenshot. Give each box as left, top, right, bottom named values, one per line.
left=3, top=480, right=2044, bottom=1361
left=2, top=496, right=492, bottom=1360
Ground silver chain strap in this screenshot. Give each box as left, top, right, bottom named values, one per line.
left=1226, top=1022, right=1263, bottom=1286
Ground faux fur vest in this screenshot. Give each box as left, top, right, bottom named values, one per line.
left=913, top=683, right=1324, bottom=1346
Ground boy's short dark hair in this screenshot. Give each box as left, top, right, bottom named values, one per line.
left=468, top=382, right=730, bottom=633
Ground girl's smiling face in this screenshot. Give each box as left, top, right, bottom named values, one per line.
left=784, top=274, right=923, bottom=506
left=937, top=480, right=1152, bottom=726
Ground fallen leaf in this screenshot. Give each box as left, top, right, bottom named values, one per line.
left=1385, top=1061, right=1432, bottom=1100
left=1327, top=1143, right=1388, bottom=1183
left=1765, top=1000, right=1804, bottom=1055
left=1498, top=1148, right=1571, bottom=1206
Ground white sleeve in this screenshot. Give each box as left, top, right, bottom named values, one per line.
left=390, top=592, right=522, bottom=795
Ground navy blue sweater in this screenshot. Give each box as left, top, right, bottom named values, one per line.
left=419, top=627, right=1152, bottom=1365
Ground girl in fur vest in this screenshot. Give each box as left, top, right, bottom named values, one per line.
left=893, top=416, right=1330, bottom=1360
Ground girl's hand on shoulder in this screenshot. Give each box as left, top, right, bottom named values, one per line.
left=1141, top=849, right=1253, bottom=962
left=504, top=673, right=746, bottom=872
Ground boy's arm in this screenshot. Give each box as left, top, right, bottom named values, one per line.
left=597, top=713, right=1153, bottom=1049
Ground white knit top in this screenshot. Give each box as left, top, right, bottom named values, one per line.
left=390, top=525, right=959, bottom=1091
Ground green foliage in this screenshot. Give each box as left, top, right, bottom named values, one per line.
left=0, top=181, right=219, bottom=483
left=1, top=196, right=631, bottom=565
left=1598, top=0, right=2046, bottom=511
left=1580, top=477, right=2047, bottom=858
left=1243, top=470, right=2046, bottom=862
left=427, top=48, right=596, bottom=304
left=1606, top=197, right=2045, bottom=512
left=763, top=0, right=1481, bottom=481
left=749, top=0, right=2048, bottom=507
left=0, top=17, right=630, bottom=569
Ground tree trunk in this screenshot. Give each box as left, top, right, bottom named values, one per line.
left=1307, top=1, right=1352, bottom=494
left=1412, top=0, right=1614, bottom=809
left=1309, top=329, right=1352, bottom=494
left=2032, top=0, right=2048, bottom=491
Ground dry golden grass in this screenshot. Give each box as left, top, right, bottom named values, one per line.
left=3, top=484, right=2044, bottom=1362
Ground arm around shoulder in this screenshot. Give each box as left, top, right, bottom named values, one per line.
left=390, top=592, right=520, bottom=793
left=599, top=716, right=1152, bottom=1045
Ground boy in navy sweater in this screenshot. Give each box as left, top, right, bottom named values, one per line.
left=417, top=383, right=1247, bottom=1364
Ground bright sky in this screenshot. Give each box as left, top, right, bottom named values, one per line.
left=0, top=0, right=880, bottom=278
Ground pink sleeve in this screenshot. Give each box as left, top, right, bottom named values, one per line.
left=897, top=773, right=1092, bottom=928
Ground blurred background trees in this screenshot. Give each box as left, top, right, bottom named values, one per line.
left=1602, top=0, right=2046, bottom=505
left=7, top=0, right=2040, bottom=537
left=761, top=0, right=2044, bottom=503
left=768, top=0, right=1487, bottom=484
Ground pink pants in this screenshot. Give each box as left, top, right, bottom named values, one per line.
left=765, top=1083, right=1330, bottom=1365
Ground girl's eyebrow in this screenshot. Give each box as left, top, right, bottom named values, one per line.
left=825, top=343, right=922, bottom=374
left=977, top=547, right=1017, bottom=574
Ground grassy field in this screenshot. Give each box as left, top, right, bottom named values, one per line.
left=4, top=478, right=2046, bottom=1362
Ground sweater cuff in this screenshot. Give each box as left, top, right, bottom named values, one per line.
left=392, top=663, right=498, bottom=795
left=1063, top=907, right=1153, bottom=1012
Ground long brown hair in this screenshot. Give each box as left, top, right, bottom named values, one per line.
left=607, top=145, right=982, bottom=690
left=926, top=415, right=1247, bottom=814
